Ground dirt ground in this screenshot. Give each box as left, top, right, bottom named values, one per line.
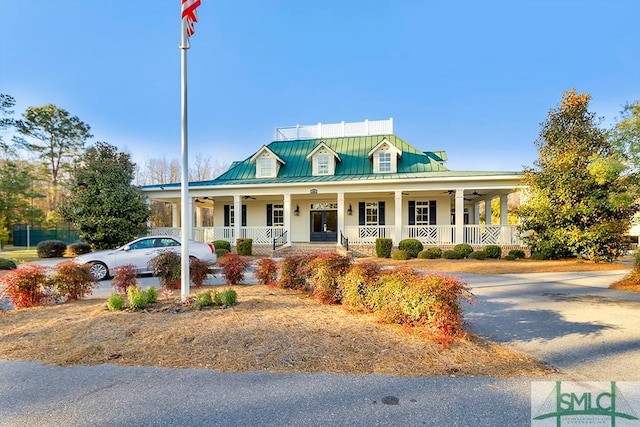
left=1, top=257, right=632, bottom=377
left=0, top=285, right=556, bottom=377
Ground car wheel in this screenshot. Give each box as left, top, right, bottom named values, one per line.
left=89, top=262, right=109, bottom=280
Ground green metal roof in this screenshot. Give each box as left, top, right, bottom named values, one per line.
left=205, top=135, right=449, bottom=185
left=140, top=134, right=521, bottom=190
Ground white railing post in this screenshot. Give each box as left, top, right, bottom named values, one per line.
left=365, top=119, right=369, bottom=135
left=389, top=117, right=393, bottom=134
left=341, top=121, right=345, bottom=137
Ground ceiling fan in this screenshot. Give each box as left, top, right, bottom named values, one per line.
left=470, top=191, right=485, bottom=197
left=242, top=195, right=256, bottom=200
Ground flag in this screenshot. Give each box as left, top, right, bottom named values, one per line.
left=181, top=0, right=201, bottom=38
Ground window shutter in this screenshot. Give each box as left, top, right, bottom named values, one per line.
left=358, top=202, right=365, bottom=226
left=224, top=205, right=230, bottom=227
left=429, top=200, right=437, bottom=225
left=408, top=201, right=415, bottom=225
left=242, top=205, right=247, bottom=227
left=378, top=201, right=385, bottom=225
left=266, top=204, right=273, bottom=226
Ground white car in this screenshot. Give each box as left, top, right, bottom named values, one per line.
left=74, top=236, right=217, bottom=280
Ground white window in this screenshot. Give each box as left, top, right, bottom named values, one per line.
left=272, top=204, right=284, bottom=226
left=258, top=156, right=272, bottom=177
left=415, top=201, right=430, bottom=225
left=317, top=154, right=329, bottom=175
left=366, top=202, right=379, bottom=225
left=379, top=152, right=391, bottom=172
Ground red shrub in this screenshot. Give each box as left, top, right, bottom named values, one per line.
left=217, top=253, right=250, bottom=285
left=111, top=264, right=138, bottom=295
left=255, top=258, right=279, bottom=287
left=0, top=264, right=50, bottom=308
left=49, top=262, right=98, bottom=300
left=277, top=254, right=312, bottom=290
left=338, top=261, right=381, bottom=311
left=190, top=257, right=212, bottom=287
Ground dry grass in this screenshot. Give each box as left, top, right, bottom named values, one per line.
left=361, top=257, right=631, bottom=275
left=0, top=285, right=555, bottom=377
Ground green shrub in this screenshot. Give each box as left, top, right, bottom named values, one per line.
left=111, top=264, right=138, bottom=295
left=255, top=257, right=279, bottom=286
left=484, top=245, right=501, bottom=259
left=365, top=267, right=420, bottom=324
left=468, top=251, right=487, bottom=260
left=212, top=240, right=231, bottom=251
left=106, top=293, right=125, bottom=311
left=145, top=286, right=158, bottom=303
left=127, top=286, right=149, bottom=310
left=194, top=291, right=213, bottom=309
left=418, top=247, right=442, bottom=259
left=217, top=253, right=250, bottom=285
left=48, top=261, right=97, bottom=300
left=302, top=253, right=352, bottom=304
left=375, top=238, right=393, bottom=258
left=531, top=252, right=547, bottom=260
left=0, top=258, right=17, bottom=270
left=398, top=239, right=424, bottom=258
left=216, top=248, right=229, bottom=258
left=391, top=249, right=411, bottom=260
left=508, top=249, right=526, bottom=259
left=453, top=244, right=474, bottom=258
left=236, top=238, right=253, bottom=256
left=213, top=288, right=237, bottom=306
left=338, top=261, right=381, bottom=312
left=66, top=242, right=92, bottom=256
left=278, top=255, right=312, bottom=290
left=533, top=239, right=572, bottom=260
left=504, top=254, right=517, bottom=261
left=0, top=264, right=50, bottom=308
left=442, top=250, right=464, bottom=260
left=36, top=240, right=67, bottom=258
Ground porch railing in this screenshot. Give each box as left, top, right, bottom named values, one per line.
left=340, top=231, right=349, bottom=251
left=464, top=225, right=522, bottom=246
left=344, top=225, right=395, bottom=245
left=403, top=225, right=456, bottom=245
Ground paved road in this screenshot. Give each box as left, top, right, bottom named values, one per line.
left=2, top=268, right=639, bottom=426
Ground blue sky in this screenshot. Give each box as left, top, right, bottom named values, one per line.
left=1, top=0, right=638, bottom=173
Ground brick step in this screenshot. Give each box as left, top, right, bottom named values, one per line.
left=273, top=244, right=342, bottom=257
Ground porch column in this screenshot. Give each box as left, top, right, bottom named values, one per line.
left=472, top=202, right=479, bottom=225
left=172, top=203, right=179, bottom=227
left=283, top=193, right=291, bottom=246
left=234, top=194, right=241, bottom=245
left=337, top=192, right=345, bottom=245
left=394, top=190, right=403, bottom=245
left=485, top=198, right=493, bottom=225
left=500, top=195, right=508, bottom=225
left=455, top=189, right=464, bottom=244
left=195, top=206, right=203, bottom=227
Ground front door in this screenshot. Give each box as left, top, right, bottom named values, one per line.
left=310, top=210, right=337, bottom=242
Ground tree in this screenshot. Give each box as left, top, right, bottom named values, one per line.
left=0, top=94, right=16, bottom=157
left=14, top=104, right=92, bottom=210
left=61, top=142, right=150, bottom=250
left=518, top=89, right=638, bottom=261
left=610, top=101, right=640, bottom=175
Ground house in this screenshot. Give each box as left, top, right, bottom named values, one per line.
left=141, top=118, right=526, bottom=255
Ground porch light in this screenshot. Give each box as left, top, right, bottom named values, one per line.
left=294, top=205, right=300, bottom=216
left=347, top=204, right=353, bottom=215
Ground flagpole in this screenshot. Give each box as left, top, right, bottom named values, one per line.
left=179, top=17, right=191, bottom=302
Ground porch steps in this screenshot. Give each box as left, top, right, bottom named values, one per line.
left=272, top=243, right=346, bottom=257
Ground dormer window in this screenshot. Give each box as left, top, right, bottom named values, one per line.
left=258, top=156, right=272, bottom=177
left=379, top=152, right=391, bottom=172
left=317, top=154, right=329, bottom=175
left=250, top=145, right=285, bottom=178
left=306, top=141, right=341, bottom=176
left=368, top=138, right=402, bottom=174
